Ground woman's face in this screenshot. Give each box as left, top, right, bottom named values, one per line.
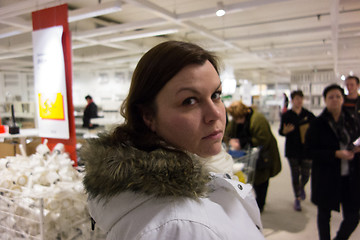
left=144, top=60, right=226, bottom=158
left=235, top=117, right=246, bottom=124
left=325, top=89, right=344, bottom=113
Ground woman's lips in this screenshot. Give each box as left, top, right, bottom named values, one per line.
left=203, top=130, right=223, bottom=140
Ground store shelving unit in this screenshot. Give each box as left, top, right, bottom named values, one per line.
left=291, top=70, right=339, bottom=116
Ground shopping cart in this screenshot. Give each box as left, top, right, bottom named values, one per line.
left=230, top=147, right=260, bottom=185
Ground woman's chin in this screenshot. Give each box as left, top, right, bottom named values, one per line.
left=196, top=145, right=222, bottom=158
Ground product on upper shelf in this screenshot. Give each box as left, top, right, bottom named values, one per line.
left=9, top=104, right=19, bottom=134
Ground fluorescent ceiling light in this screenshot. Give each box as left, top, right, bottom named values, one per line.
left=68, top=1, right=122, bottom=22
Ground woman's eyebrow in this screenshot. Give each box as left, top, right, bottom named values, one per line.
left=176, top=87, right=200, bottom=96
left=176, top=81, right=222, bottom=95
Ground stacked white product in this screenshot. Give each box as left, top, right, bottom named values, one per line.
left=0, top=140, right=93, bottom=240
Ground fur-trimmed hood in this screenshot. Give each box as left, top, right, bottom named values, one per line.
left=81, top=134, right=265, bottom=238
left=81, top=134, right=212, bottom=200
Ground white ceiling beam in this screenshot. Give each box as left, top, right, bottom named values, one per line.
left=72, top=18, right=166, bottom=38
left=72, top=37, right=136, bottom=50
left=73, top=0, right=291, bottom=50
left=178, top=0, right=292, bottom=21
left=0, top=51, right=32, bottom=61
left=73, top=51, right=134, bottom=62
left=68, top=1, right=122, bottom=22
left=226, top=26, right=330, bottom=41
left=123, top=0, right=177, bottom=22
left=330, top=0, right=339, bottom=76
left=0, top=42, right=33, bottom=52
left=0, top=1, right=122, bottom=40
left=72, top=39, right=140, bottom=51
left=72, top=48, right=143, bottom=63
left=123, top=0, right=280, bottom=68
left=123, top=0, right=236, bottom=46
left=0, top=0, right=71, bottom=20
left=0, top=27, right=23, bottom=39
left=0, top=17, right=32, bottom=29
left=97, top=26, right=179, bottom=43
left=225, top=21, right=360, bottom=42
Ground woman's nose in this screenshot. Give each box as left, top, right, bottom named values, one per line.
left=204, top=101, right=222, bottom=123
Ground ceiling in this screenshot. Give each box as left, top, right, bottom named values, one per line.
left=0, top=0, right=359, bottom=84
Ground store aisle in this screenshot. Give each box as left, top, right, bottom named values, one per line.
left=261, top=122, right=360, bottom=240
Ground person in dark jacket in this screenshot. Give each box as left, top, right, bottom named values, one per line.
left=305, top=84, right=360, bottom=240
left=281, top=92, right=289, bottom=115
left=225, top=101, right=281, bottom=212
left=82, top=95, right=98, bottom=129
left=344, top=75, right=360, bottom=125
left=279, top=90, right=315, bottom=211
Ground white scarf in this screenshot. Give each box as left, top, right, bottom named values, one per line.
left=194, top=147, right=235, bottom=176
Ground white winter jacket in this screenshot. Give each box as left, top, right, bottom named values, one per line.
left=82, top=135, right=265, bottom=240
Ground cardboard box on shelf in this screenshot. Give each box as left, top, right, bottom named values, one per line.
left=0, top=142, right=21, bottom=158
left=0, top=137, right=42, bottom=158
left=26, top=137, right=42, bottom=155
left=0, top=137, right=87, bottom=158
left=21, top=121, right=35, bottom=129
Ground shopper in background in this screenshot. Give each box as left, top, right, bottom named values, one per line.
left=224, top=101, right=282, bottom=212
left=281, top=92, right=289, bottom=115
left=278, top=90, right=315, bottom=211
left=343, top=75, right=360, bottom=223
left=305, top=84, right=360, bottom=240
left=82, top=95, right=98, bottom=129
left=81, top=41, right=265, bottom=239
left=344, top=75, right=360, bottom=125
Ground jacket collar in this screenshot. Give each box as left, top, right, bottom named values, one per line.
left=81, top=134, right=211, bottom=200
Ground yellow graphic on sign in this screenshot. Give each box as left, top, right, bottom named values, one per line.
left=38, top=93, right=65, bottom=120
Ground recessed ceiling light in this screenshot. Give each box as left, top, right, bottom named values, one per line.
left=216, top=2, right=226, bottom=17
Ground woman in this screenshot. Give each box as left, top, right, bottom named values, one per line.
left=305, top=84, right=360, bottom=240
left=81, top=41, right=265, bottom=239
left=224, top=101, right=281, bottom=212
left=279, top=90, right=315, bottom=211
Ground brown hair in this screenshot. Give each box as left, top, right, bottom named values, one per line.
left=111, top=41, right=220, bottom=151
left=226, top=101, right=251, bottom=120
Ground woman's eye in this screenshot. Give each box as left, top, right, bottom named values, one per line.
left=212, top=91, right=222, bottom=100
left=182, top=97, right=197, bottom=105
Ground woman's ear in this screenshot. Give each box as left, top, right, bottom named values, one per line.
left=142, top=109, right=156, bottom=132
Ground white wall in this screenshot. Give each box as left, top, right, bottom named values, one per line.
left=0, top=69, right=133, bottom=120
left=72, top=70, right=133, bottom=110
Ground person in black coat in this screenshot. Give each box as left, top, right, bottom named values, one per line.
left=82, top=95, right=98, bottom=129
left=344, top=75, right=360, bottom=125
left=305, top=84, right=360, bottom=240
left=279, top=90, right=315, bottom=211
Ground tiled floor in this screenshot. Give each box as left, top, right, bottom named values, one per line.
left=261, top=123, right=360, bottom=240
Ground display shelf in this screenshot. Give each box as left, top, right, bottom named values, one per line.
left=0, top=186, right=97, bottom=240
left=0, top=188, right=45, bottom=239
left=0, top=141, right=106, bottom=239
left=0, top=102, right=36, bottom=129
left=1, top=112, right=35, bottom=119
left=291, top=70, right=338, bottom=111
left=0, top=128, right=39, bottom=147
